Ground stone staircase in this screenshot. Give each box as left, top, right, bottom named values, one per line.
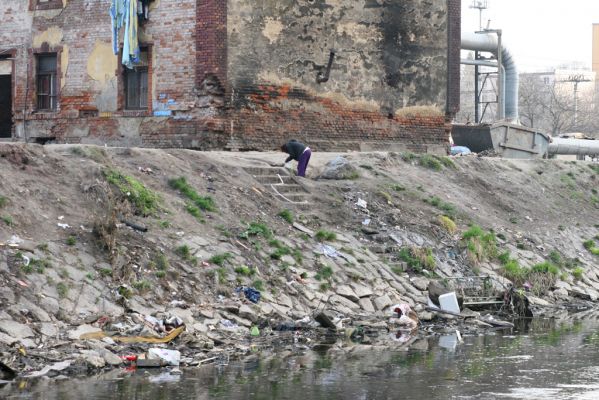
left=244, top=166, right=310, bottom=207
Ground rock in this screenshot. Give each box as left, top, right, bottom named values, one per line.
left=259, top=303, right=274, bottom=316
left=199, top=309, right=215, bottom=319
left=277, top=293, right=293, bottom=309
left=0, top=320, right=34, bottom=339
left=68, top=324, right=103, bottom=340
left=351, top=283, right=373, bottom=298
left=80, top=350, right=106, bottom=368
left=418, top=311, right=434, bottom=321
left=314, top=311, right=336, bottom=330
left=238, top=305, right=258, bottom=322
left=39, top=323, right=59, bottom=337
left=526, top=296, right=551, bottom=306
left=358, top=298, right=376, bottom=313
left=292, top=222, right=314, bottom=237
left=410, top=277, right=430, bottom=292
left=318, top=156, right=359, bottom=180
left=552, top=288, right=569, bottom=300
left=373, top=295, right=392, bottom=311
left=336, top=285, right=359, bottom=303
left=329, top=294, right=359, bottom=311
left=280, top=255, right=296, bottom=266
left=0, top=332, right=18, bottom=346
left=0, top=287, right=15, bottom=303
left=100, top=349, right=123, bottom=366
left=20, top=298, right=52, bottom=322
left=39, top=297, right=60, bottom=316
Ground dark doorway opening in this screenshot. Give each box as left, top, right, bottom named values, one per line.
left=0, top=74, right=12, bottom=138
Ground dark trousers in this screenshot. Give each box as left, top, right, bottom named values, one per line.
left=297, top=148, right=311, bottom=177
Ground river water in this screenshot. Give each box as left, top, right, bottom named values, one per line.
left=3, top=317, right=599, bottom=400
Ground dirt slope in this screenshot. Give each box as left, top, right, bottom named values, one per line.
left=0, top=143, right=598, bottom=370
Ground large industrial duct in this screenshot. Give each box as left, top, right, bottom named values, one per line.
left=548, top=138, right=599, bottom=156
left=461, top=32, right=519, bottom=122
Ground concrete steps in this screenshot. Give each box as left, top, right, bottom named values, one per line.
left=245, top=166, right=310, bottom=207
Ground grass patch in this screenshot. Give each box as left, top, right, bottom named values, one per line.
left=390, top=184, right=406, bottom=192
left=463, top=225, right=497, bottom=264
left=398, top=247, right=435, bottom=273
left=185, top=203, right=205, bottom=223
left=531, top=261, right=559, bottom=276
left=0, top=196, right=7, bottom=208
left=216, top=267, right=227, bottom=284
left=169, top=177, right=216, bottom=212
left=2, top=215, right=13, bottom=226
left=176, top=245, right=192, bottom=260
left=118, top=286, right=133, bottom=299
left=278, top=209, right=294, bottom=224
left=401, top=152, right=417, bottom=162
left=159, top=220, right=171, bottom=228
left=572, top=267, right=584, bottom=281
left=424, top=196, right=456, bottom=218
left=56, top=282, right=69, bottom=298
left=252, top=280, right=264, bottom=291
left=378, top=191, right=393, bottom=204
left=315, top=265, right=334, bottom=281
left=209, top=252, right=233, bottom=266
left=66, top=235, right=76, bottom=246
left=359, top=164, right=373, bottom=170
left=155, top=270, right=166, bottom=279
left=315, top=230, right=337, bottom=242
left=104, top=169, right=160, bottom=216
left=438, top=215, right=457, bottom=234
left=29, top=258, right=52, bottom=274
left=133, top=280, right=152, bottom=293
left=99, top=267, right=112, bottom=277
left=234, top=265, right=255, bottom=276
left=418, top=154, right=442, bottom=171
left=239, top=222, right=273, bottom=240
left=583, top=239, right=599, bottom=256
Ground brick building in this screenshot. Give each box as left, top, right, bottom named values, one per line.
left=0, top=0, right=461, bottom=152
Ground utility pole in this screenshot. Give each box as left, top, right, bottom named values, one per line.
left=561, top=74, right=591, bottom=129
left=470, top=0, right=489, bottom=31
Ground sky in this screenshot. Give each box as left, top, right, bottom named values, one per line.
left=461, top=0, right=599, bottom=72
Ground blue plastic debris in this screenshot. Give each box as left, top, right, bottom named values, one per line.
left=450, top=146, right=471, bottom=156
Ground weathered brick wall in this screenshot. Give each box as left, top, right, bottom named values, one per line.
left=226, top=0, right=453, bottom=153
left=1, top=0, right=226, bottom=148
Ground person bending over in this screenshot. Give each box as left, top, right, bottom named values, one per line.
left=281, top=139, right=311, bottom=177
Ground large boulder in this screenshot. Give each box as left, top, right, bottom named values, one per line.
left=318, top=156, right=358, bottom=180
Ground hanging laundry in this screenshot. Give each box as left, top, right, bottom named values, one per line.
left=110, top=0, right=126, bottom=55
left=122, top=0, right=140, bottom=69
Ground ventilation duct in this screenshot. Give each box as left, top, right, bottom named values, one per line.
left=461, top=32, right=519, bottom=122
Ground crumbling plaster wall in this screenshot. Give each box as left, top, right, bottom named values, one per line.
left=226, top=0, right=451, bottom=152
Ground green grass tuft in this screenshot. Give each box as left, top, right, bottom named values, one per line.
left=169, top=177, right=216, bottom=212
left=315, top=230, right=337, bottom=242
left=104, top=169, right=160, bottom=216
left=278, top=209, right=294, bottom=224
left=239, top=222, right=273, bottom=240
left=209, top=252, right=233, bottom=266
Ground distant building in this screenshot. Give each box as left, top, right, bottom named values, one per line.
left=0, top=0, right=462, bottom=153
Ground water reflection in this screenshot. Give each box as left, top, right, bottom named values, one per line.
left=4, top=317, right=599, bottom=399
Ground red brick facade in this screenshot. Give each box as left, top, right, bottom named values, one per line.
left=0, top=0, right=460, bottom=152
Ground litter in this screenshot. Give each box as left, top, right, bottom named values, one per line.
left=7, top=235, right=23, bottom=245
left=148, top=348, right=181, bottom=366
left=362, top=218, right=371, bottom=226
left=220, top=319, right=239, bottom=331
left=79, top=325, right=185, bottom=343
left=356, top=198, right=367, bottom=209
left=439, top=292, right=460, bottom=314
left=235, top=287, right=261, bottom=303
left=450, top=146, right=471, bottom=156
left=250, top=326, right=260, bottom=336
left=24, top=360, right=72, bottom=378
left=315, top=244, right=338, bottom=258
left=57, top=223, right=71, bottom=229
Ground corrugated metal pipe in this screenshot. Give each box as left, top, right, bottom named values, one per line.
left=461, top=32, right=519, bottom=122
left=548, top=138, right=599, bottom=156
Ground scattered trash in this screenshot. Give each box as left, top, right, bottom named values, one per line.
left=138, top=167, right=153, bottom=174
left=362, top=218, right=371, bottom=226
left=356, top=198, right=368, bottom=209
left=148, top=348, right=181, bottom=366
left=57, top=223, right=71, bottom=229
left=250, top=326, right=260, bottom=336
left=80, top=325, right=185, bottom=344
left=315, top=244, right=338, bottom=258
left=21, top=255, right=30, bottom=266
left=439, top=292, right=461, bottom=314
left=220, top=319, right=239, bottom=331
left=450, top=146, right=471, bottom=156
left=7, top=235, right=23, bottom=245
left=57, top=215, right=64, bottom=220
left=236, top=287, right=261, bottom=304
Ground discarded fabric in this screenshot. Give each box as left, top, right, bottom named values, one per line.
left=220, top=319, right=239, bottom=331
left=235, top=286, right=261, bottom=303
left=356, top=198, right=367, bottom=209
left=450, top=146, right=471, bottom=156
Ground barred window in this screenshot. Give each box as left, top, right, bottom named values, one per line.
left=36, top=54, right=58, bottom=111
left=124, top=49, right=149, bottom=110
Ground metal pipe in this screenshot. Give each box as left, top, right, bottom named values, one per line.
left=548, top=138, right=599, bottom=156
left=461, top=32, right=519, bottom=122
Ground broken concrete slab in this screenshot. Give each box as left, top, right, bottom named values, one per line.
left=68, top=324, right=103, bottom=340
left=0, top=320, right=34, bottom=339
left=358, top=298, right=376, bottom=313
left=373, top=295, right=392, bottom=311
left=336, top=285, right=359, bottom=303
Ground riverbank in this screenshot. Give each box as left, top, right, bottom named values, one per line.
left=0, top=143, right=598, bottom=379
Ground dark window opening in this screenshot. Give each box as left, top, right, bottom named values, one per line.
left=124, top=49, right=149, bottom=110
left=0, top=75, right=12, bottom=138
left=36, top=54, right=58, bottom=111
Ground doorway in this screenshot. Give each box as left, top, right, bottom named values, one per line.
left=0, top=57, right=13, bottom=138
